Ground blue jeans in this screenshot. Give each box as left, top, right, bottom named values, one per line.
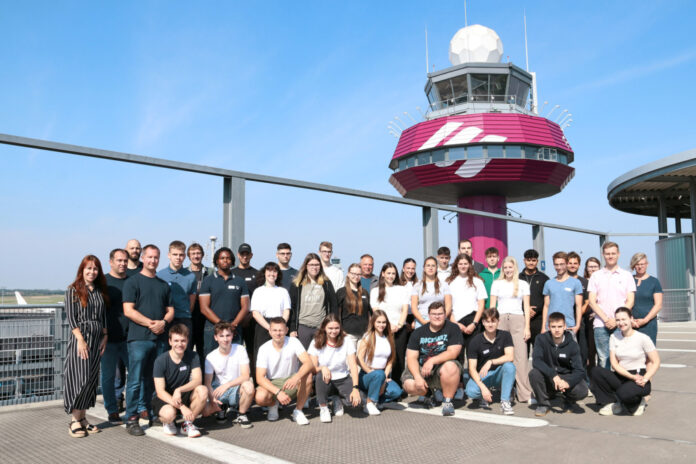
left=101, top=341, right=129, bottom=414
left=594, top=327, right=614, bottom=369
left=211, top=379, right=240, bottom=408
left=465, top=362, right=516, bottom=402
left=358, top=370, right=403, bottom=403
left=204, top=321, right=242, bottom=356
left=126, top=339, right=167, bottom=418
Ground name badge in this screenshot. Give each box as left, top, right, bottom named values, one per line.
left=483, top=349, right=490, bottom=354
left=559, top=353, right=566, bottom=358
left=245, top=277, right=253, bottom=281
left=564, top=287, right=572, bottom=292
left=228, top=285, right=238, bottom=290
left=179, top=366, right=188, bottom=371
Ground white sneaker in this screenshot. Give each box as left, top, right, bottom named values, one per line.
left=501, top=400, right=514, bottom=415
left=599, top=402, right=618, bottom=416
left=364, top=402, right=381, bottom=416
left=162, top=422, right=177, bottom=436
left=529, top=397, right=537, bottom=405
left=267, top=402, right=279, bottom=422
left=182, top=421, right=201, bottom=438
left=292, top=409, right=309, bottom=426
left=633, top=398, right=647, bottom=416
left=454, top=388, right=465, bottom=401
left=319, top=406, right=332, bottom=423
left=332, top=397, right=344, bottom=417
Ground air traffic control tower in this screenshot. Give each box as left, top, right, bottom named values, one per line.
left=389, top=25, right=575, bottom=261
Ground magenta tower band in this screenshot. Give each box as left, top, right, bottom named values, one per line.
left=388, top=25, right=575, bottom=262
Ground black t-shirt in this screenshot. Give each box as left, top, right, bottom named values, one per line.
left=336, top=287, right=372, bottom=337
left=126, top=262, right=143, bottom=277
left=122, top=273, right=172, bottom=342
left=199, top=272, right=249, bottom=322
left=233, top=266, right=258, bottom=296
left=468, top=329, right=513, bottom=367
left=279, top=266, right=298, bottom=293
left=153, top=350, right=200, bottom=393
left=105, top=274, right=128, bottom=343
left=575, top=275, right=589, bottom=320
left=407, top=320, right=463, bottom=366
left=519, top=270, right=549, bottom=318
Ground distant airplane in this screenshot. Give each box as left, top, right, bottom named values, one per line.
left=15, top=291, right=28, bottom=305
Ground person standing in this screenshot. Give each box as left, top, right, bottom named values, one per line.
left=541, top=252, right=583, bottom=337
left=630, top=253, right=663, bottom=345
left=588, top=242, right=636, bottom=369
left=360, top=254, right=379, bottom=292
left=459, top=239, right=485, bottom=274
left=101, top=249, right=130, bottom=424
left=276, top=242, right=298, bottom=293
left=479, top=247, right=501, bottom=309
left=187, top=242, right=213, bottom=368
left=251, top=262, right=291, bottom=359
left=319, top=241, right=344, bottom=291
left=125, top=239, right=143, bottom=277
left=233, top=243, right=258, bottom=372
left=336, top=263, right=372, bottom=344
left=122, top=244, right=174, bottom=436
left=519, top=249, right=549, bottom=351
left=157, top=241, right=197, bottom=351
left=447, top=254, right=487, bottom=360
left=411, top=256, right=452, bottom=327
left=567, top=252, right=592, bottom=371
left=436, top=246, right=452, bottom=282
left=64, top=255, right=108, bottom=437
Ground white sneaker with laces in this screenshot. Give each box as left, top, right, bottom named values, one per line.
left=162, top=422, right=177, bottom=436
left=599, top=403, right=617, bottom=416
left=633, top=398, right=647, bottom=416
left=364, top=402, right=381, bottom=416
left=332, top=397, right=344, bottom=417
left=501, top=400, right=514, bottom=415
left=182, top=421, right=201, bottom=438
left=319, top=406, right=332, bottom=423
left=267, top=402, right=279, bottom=422
left=292, top=409, right=309, bottom=426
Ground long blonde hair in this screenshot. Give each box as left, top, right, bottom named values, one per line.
left=497, top=256, right=520, bottom=297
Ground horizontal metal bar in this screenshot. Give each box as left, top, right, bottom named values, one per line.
left=1, top=132, right=610, bottom=236
left=607, top=232, right=673, bottom=237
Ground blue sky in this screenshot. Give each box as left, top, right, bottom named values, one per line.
left=2, top=0, right=695, bottom=289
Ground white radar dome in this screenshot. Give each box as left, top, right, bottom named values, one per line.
left=449, top=24, right=503, bottom=65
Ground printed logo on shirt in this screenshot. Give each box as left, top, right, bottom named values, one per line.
left=179, top=366, right=188, bottom=371
left=482, top=349, right=490, bottom=354
left=559, top=353, right=566, bottom=358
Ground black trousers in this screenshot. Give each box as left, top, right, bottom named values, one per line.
left=590, top=367, right=650, bottom=414
left=527, top=315, right=543, bottom=353
left=528, top=368, right=588, bottom=407
left=315, top=375, right=353, bottom=406
left=392, top=326, right=409, bottom=386
left=457, top=312, right=481, bottom=363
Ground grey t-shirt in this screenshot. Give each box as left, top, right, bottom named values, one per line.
left=299, top=283, right=325, bottom=328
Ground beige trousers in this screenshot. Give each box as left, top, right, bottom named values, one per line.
left=498, top=313, right=532, bottom=402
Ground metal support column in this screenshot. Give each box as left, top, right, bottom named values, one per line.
left=422, top=207, right=439, bottom=260
left=657, top=195, right=668, bottom=240
left=689, top=182, right=696, bottom=320
left=223, top=177, right=245, bottom=253
left=532, top=225, right=545, bottom=272
left=599, top=234, right=607, bottom=253
left=675, top=211, right=682, bottom=234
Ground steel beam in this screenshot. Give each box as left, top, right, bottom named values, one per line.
left=223, top=177, right=245, bottom=252
left=532, top=225, right=545, bottom=271
left=422, top=207, right=439, bottom=260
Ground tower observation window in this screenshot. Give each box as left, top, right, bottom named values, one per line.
left=470, top=74, right=489, bottom=102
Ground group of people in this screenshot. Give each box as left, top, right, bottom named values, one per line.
left=62, top=237, right=662, bottom=438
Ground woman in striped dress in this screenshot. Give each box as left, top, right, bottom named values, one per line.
left=64, top=255, right=108, bottom=437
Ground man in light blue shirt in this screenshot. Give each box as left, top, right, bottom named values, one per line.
left=157, top=240, right=197, bottom=351
left=541, top=251, right=583, bottom=336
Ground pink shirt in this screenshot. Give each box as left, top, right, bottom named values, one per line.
left=588, top=267, right=636, bottom=328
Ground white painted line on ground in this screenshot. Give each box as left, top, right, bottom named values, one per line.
left=88, top=409, right=292, bottom=464
left=658, top=339, right=696, bottom=342
left=658, top=348, right=696, bottom=352
left=384, top=402, right=548, bottom=428
left=661, top=363, right=687, bottom=368
left=659, top=331, right=696, bottom=334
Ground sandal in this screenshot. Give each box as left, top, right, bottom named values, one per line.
left=69, top=420, right=87, bottom=438
left=80, top=418, right=100, bottom=433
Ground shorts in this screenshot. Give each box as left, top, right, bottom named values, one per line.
left=151, top=390, right=193, bottom=417
left=212, top=379, right=240, bottom=408
left=270, top=376, right=299, bottom=400
left=400, top=360, right=463, bottom=391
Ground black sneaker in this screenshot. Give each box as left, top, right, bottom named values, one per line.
left=216, top=407, right=228, bottom=423
left=234, top=413, right=253, bottom=429
left=108, top=413, right=123, bottom=425
left=126, top=418, right=145, bottom=436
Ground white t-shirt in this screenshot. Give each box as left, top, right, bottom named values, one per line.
left=359, top=333, right=392, bottom=369
left=449, top=276, right=488, bottom=321
left=323, top=264, right=344, bottom=290
left=251, top=285, right=291, bottom=318
left=370, top=285, right=408, bottom=326
left=437, top=266, right=451, bottom=283
left=610, top=330, right=656, bottom=371
left=403, top=281, right=415, bottom=314
left=307, top=338, right=356, bottom=380
left=490, top=279, right=530, bottom=315
left=412, top=280, right=451, bottom=321
left=204, top=343, right=249, bottom=384
left=256, top=336, right=306, bottom=380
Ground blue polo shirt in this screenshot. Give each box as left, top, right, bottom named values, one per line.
left=543, top=277, right=583, bottom=327
left=199, top=271, right=249, bottom=322
left=157, top=266, right=197, bottom=319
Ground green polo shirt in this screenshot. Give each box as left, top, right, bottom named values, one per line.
left=479, top=267, right=501, bottom=308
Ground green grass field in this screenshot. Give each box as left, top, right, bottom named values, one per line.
left=1, top=294, right=64, bottom=305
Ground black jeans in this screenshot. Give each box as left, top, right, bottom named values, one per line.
left=528, top=368, right=588, bottom=407
left=315, top=375, right=353, bottom=406
left=392, top=326, right=409, bottom=386
left=590, top=367, right=650, bottom=414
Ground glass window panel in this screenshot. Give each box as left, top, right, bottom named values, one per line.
left=516, top=82, right=530, bottom=108
left=427, top=86, right=439, bottom=109
left=505, top=145, right=522, bottom=158
left=487, top=145, right=504, bottom=158
left=470, top=74, right=489, bottom=101
left=407, top=157, right=416, bottom=168
left=417, top=153, right=430, bottom=165
left=432, top=149, right=445, bottom=163
left=450, top=75, right=468, bottom=105
left=559, top=153, right=568, bottom=164
left=449, top=147, right=465, bottom=161
left=435, top=80, right=454, bottom=107
left=468, top=146, right=484, bottom=159
left=524, top=146, right=539, bottom=159
left=398, top=158, right=407, bottom=171
left=507, top=77, right=520, bottom=104
left=490, top=74, right=507, bottom=102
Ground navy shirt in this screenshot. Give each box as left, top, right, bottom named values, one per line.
left=126, top=262, right=143, bottom=278
left=468, top=329, right=513, bottom=367
left=199, top=271, right=249, bottom=322
left=153, top=350, right=200, bottom=393
left=105, top=274, right=129, bottom=343
left=279, top=266, right=298, bottom=293
left=407, top=320, right=463, bottom=366
left=122, top=273, right=172, bottom=342
left=232, top=266, right=257, bottom=296
left=157, top=266, right=196, bottom=319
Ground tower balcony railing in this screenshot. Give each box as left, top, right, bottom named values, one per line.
left=425, top=94, right=532, bottom=119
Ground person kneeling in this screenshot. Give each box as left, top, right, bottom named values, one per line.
left=255, top=317, right=314, bottom=425
left=309, top=314, right=362, bottom=423
left=529, top=312, right=588, bottom=416
left=203, top=322, right=255, bottom=428
left=402, top=302, right=463, bottom=416
left=465, top=308, right=516, bottom=415
left=152, top=324, right=207, bottom=437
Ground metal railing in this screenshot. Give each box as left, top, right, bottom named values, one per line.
left=660, top=288, right=695, bottom=322
left=0, top=304, right=68, bottom=406
left=426, top=94, right=531, bottom=118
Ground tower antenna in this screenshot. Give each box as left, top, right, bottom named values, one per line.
left=425, top=25, right=429, bottom=74
left=464, top=0, right=468, bottom=27
left=524, top=9, right=529, bottom=71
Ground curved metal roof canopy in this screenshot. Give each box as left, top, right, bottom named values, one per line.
left=608, top=148, right=696, bottom=218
